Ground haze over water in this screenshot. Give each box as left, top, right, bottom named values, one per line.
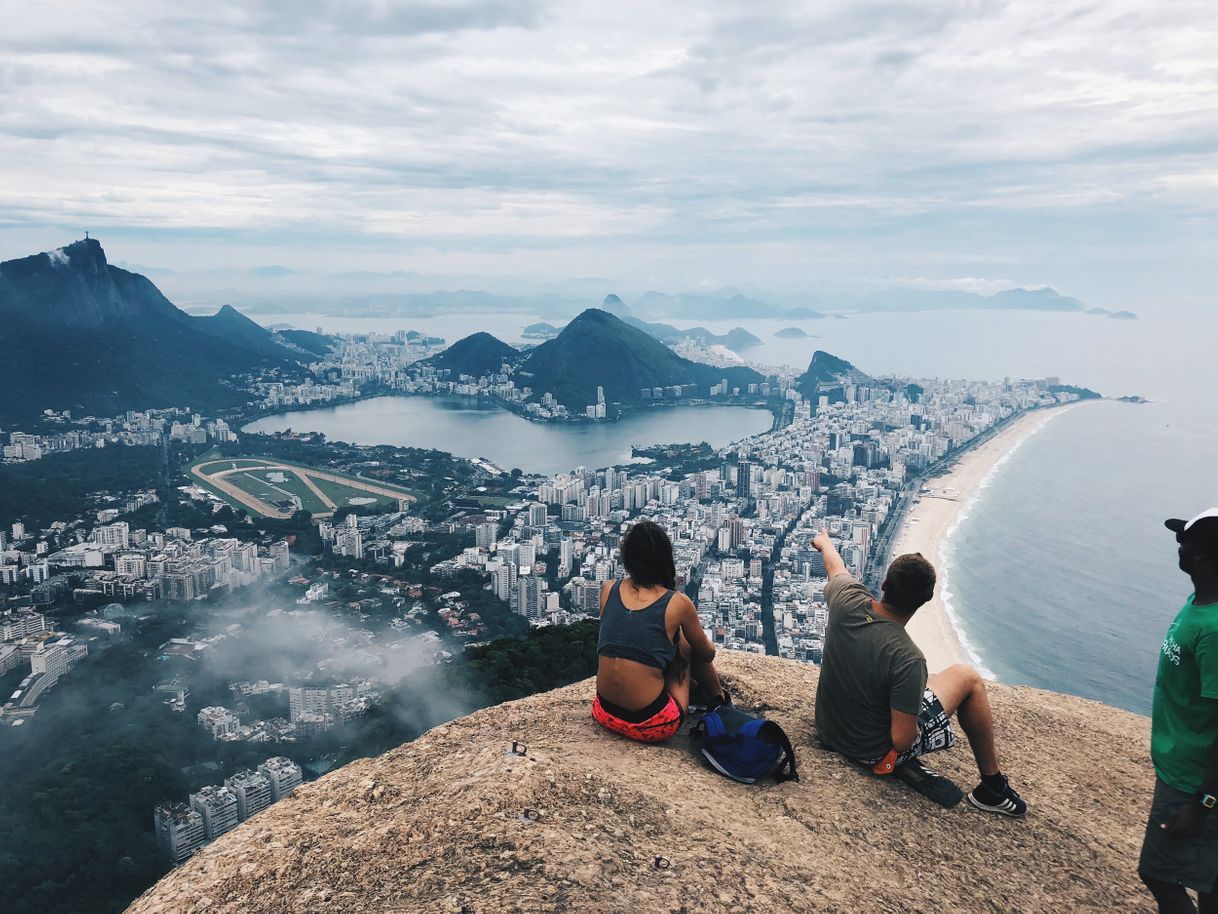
left=254, top=303, right=1216, bottom=714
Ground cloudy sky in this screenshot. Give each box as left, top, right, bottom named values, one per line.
left=1, top=0, right=1215, bottom=306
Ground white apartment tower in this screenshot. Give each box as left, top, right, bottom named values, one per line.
left=224, top=769, right=275, bottom=821
left=559, top=538, right=573, bottom=577
left=258, top=757, right=304, bottom=800
left=95, top=521, right=130, bottom=549
left=474, top=522, right=497, bottom=550
left=188, top=785, right=240, bottom=840
left=492, top=563, right=517, bottom=602
left=154, top=803, right=206, bottom=865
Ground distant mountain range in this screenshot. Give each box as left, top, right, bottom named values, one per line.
left=432, top=309, right=765, bottom=413
left=0, top=239, right=309, bottom=424
left=631, top=290, right=824, bottom=321
left=849, top=285, right=1089, bottom=314
left=596, top=294, right=763, bottom=350
left=221, top=272, right=1129, bottom=322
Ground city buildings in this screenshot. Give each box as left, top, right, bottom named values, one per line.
left=155, top=757, right=303, bottom=864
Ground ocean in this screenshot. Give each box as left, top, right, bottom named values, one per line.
left=259, top=303, right=1216, bottom=715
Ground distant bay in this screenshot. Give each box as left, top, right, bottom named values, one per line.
left=242, top=395, right=773, bottom=475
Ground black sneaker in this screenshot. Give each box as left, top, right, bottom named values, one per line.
left=967, top=776, right=1027, bottom=818
left=893, top=758, right=964, bottom=808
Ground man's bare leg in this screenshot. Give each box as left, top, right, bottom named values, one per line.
left=927, top=663, right=999, bottom=778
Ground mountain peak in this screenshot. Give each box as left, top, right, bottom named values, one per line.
left=599, top=294, right=631, bottom=317
left=1, top=237, right=106, bottom=282
left=46, top=237, right=107, bottom=269
left=0, top=240, right=304, bottom=423
left=569, top=306, right=618, bottom=327
left=795, top=351, right=871, bottom=401
left=426, top=331, right=522, bottom=377
left=127, top=652, right=1156, bottom=914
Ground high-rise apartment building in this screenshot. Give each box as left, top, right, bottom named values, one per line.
left=558, top=538, right=573, bottom=578
left=189, top=785, right=240, bottom=840
left=736, top=461, right=753, bottom=498
left=288, top=687, right=332, bottom=722
left=0, top=610, right=47, bottom=640
left=94, top=521, right=130, bottom=549
left=197, top=706, right=241, bottom=739
left=114, top=553, right=148, bottom=577
left=492, top=563, right=517, bottom=602
left=258, top=757, right=304, bottom=800
left=154, top=803, right=206, bottom=865
left=474, top=522, right=497, bottom=550
left=514, top=575, right=544, bottom=620
left=517, top=542, right=536, bottom=568
left=224, top=769, right=275, bottom=821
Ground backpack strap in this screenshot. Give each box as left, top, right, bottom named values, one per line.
left=700, top=710, right=726, bottom=740
left=762, top=721, right=799, bottom=783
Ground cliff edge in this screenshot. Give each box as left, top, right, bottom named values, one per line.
left=127, top=653, right=1156, bottom=913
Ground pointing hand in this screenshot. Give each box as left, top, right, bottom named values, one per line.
left=812, top=529, right=832, bottom=553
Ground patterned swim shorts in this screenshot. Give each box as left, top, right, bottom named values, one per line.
left=863, top=688, right=956, bottom=767
left=592, top=690, right=685, bottom=743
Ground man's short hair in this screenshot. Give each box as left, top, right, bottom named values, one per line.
left=882, top=553, right=936, bottom=614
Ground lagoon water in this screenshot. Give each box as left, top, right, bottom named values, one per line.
left=252, top=303, right=1217, bottom=713
left=242, top=397, right=773, bottom=476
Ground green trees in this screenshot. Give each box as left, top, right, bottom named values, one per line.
left=0, top=446, right=162, bottom=530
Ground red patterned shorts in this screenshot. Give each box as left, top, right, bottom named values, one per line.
left=592, top=690, right=685, bottom=743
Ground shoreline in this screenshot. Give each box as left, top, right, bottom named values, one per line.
left=896, top=405, right=1080, bottom=675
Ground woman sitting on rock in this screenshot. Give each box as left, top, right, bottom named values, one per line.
left=593, top=519, right=726, bottom=743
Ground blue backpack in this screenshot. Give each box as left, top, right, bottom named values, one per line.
left=691, top=704, right=799, bottom=784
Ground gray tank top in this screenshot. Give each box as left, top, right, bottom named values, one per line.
left=597, top=580, right=678, bottom=670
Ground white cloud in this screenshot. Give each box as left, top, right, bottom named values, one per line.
left=0, top=0, right=1215, bottom=304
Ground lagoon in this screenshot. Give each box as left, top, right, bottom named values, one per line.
left=241, top=396, right=773, bottom=475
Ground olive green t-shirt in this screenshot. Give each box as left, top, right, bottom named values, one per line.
left=815, top=573, right=928, bottom=761
left=1151, top=594, right=1218, bottom=793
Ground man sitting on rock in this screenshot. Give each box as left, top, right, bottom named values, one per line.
left=1139, top=508, right=1218, bottom=914
left=811, top=529, right=1026, bottom=816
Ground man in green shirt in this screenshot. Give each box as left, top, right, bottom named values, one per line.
left=1140, top=508, right=1218, bottom=914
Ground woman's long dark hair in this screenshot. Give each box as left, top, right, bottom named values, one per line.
left=620, top=520, right=677, bottom=591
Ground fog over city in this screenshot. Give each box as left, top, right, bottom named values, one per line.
left=3, top=1, right=1216, bottom=309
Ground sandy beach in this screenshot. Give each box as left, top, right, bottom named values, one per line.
left=895, top=405, right=1077, bottom=674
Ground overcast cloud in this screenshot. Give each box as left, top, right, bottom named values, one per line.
left=1, top=0, right=1215, bottom=306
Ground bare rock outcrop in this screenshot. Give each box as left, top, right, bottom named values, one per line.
left=127, top=653, right=1156, bottom=913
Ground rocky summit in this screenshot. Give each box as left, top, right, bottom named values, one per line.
left=127, top=653, right=1156, bottom=914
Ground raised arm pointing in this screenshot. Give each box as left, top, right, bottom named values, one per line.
left=812, top=528, right=849, bottom=580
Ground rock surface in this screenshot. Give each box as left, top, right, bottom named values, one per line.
left=128, top=653, right=1157, bottom=914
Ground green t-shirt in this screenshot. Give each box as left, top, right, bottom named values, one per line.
left=1151, top=594, right=1218, bottom=793
left=815, top=574, right=928, bottom=762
